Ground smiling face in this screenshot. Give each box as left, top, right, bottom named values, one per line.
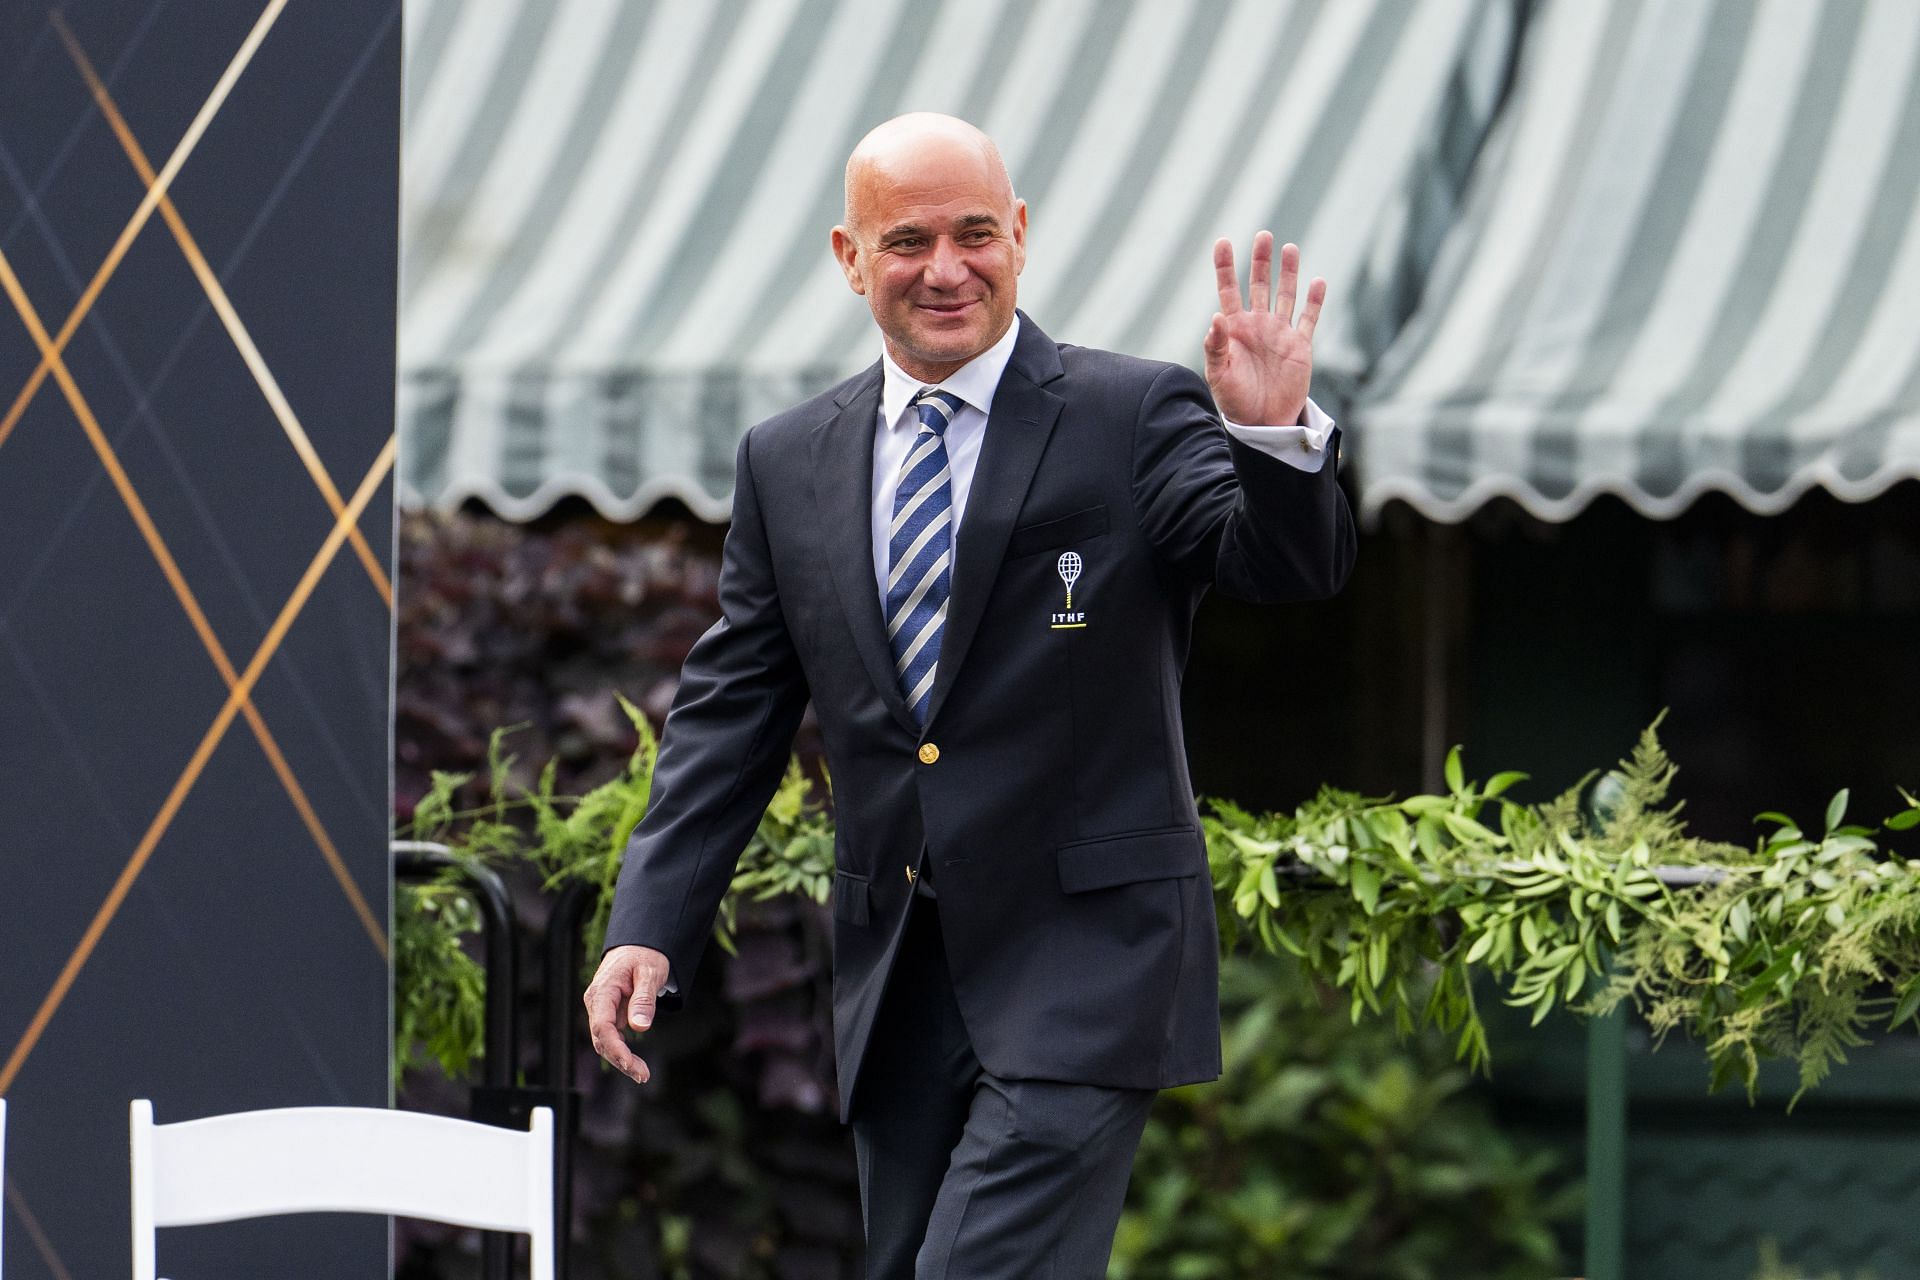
left=832, top=116, right=1027, bottom=383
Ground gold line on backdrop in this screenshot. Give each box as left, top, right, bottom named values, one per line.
left=0, top=436, right=396, bottom=1095
left=0, top=0, right=286, bottom=452
left=50, top=11, right=393, bottom=606
left=0, top=233, right=386, bottom=959
left=0, top=0, right=395, bottom=1008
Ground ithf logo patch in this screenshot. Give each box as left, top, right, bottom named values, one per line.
left=1050, top=552, right=1087, bottom=629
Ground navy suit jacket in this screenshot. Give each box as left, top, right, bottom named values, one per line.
left=605, top=313, right=1356, bottom=1118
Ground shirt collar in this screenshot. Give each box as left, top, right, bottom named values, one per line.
left=878, top=313, right=1022, bottom=432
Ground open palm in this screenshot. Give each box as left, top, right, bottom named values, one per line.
left=1203, top=232, right=1324, bottom=427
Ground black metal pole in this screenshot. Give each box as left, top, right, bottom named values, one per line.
left=543, top=880, right=598, bottom=1096
left=393, top=841, right=518, bottom=1280
left=541, top=879, right=600, bottom=1280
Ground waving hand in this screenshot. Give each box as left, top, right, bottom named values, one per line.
left=1203, top=232, right=1324, bottom=427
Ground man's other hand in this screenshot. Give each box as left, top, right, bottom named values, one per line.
left=584, top=944, right=672, bottom=1084
left=1203, top=231, right=1324, bottom=428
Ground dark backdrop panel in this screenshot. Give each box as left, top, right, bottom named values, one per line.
left=0, top=3, right=398, bottom=1279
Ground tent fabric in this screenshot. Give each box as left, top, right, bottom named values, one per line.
left=397, top=0, right=1516, bottom=520
left=1353, top=0, right=1920, bottom=524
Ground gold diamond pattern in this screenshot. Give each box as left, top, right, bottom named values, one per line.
left=0, top=0, right=395, bottom=1103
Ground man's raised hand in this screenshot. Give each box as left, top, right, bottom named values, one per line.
left=584, top=943, right=672, bottom=1085
left=1203, top=232, right=1324, bottom=428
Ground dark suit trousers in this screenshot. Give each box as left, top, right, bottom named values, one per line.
left=849, top=895, right=1156, bottom=1279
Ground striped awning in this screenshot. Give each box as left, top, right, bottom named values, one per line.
left=1354, top=0, right=1920, bottom=523
left=398, top=0, right=1516, bottom=520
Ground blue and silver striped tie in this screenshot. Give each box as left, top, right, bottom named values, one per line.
left=887, top=388, right=962, bottom=725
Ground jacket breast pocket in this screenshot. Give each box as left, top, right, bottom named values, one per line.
left=1006, top=503, right=1108, bottom=560
left=831, top=869, right=871, bottom=926
left=1056, top=825, right=1204, bottom=893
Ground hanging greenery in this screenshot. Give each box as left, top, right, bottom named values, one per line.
left=395, top=715, right=1920, bottom=1100
left=1203, top=718, right=1920, bottom=1102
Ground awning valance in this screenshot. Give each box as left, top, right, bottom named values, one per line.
left=1352, top=0, right=1920, bottom=524
left=398, top=0, right=1515, bottom=520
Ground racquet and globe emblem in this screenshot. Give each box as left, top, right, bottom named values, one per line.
left=1056, top=552, right=1082, bottom=608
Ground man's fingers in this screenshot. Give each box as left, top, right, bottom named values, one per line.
left=589, top=1023, right=651, bottom=1084
left=1212, top=239, right=1242, bottom=314
left=1248, top=231, right=1273, bottom=313
left=1275, top=242, right=1300, bottom=324
left=1203, top=313, right=1229, bottom=362
left=584, top=979, right=649, bottom=1082
left=584, top=946, right=667, bottom=1086
left=583, top=969, right=628, bottom=1034
left=1298, top=277, right=1327, bottom=342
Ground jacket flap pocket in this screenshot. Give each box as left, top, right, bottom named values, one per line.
left=1057, top=826, right=1203, bottom=893
left=1007, top=504, right=1108, bottom=560
left=831, top=870, right=871, bottom=927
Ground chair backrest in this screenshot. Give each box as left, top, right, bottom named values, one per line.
left=129, top=1101, right=552, bottom=1280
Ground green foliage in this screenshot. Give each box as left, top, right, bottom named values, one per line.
left=1203, top=719, right=1920, bottom=1102
left=1110, top=953, right=1574, bottom=1279
left=392, top=699, right=838, bottom=1082
left=395, top=716, right=1920, bottom=1103
left=392, top=877, right=486, bottom=1084
left=715, top=760, right=835, bottom=955
left=405, top=698, right=661, bottom=966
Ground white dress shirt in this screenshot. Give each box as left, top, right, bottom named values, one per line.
left=870, top=315, right=1337, bottom=602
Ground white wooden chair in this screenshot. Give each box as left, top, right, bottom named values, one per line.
left=129, top=1101, right=552, bottom=1280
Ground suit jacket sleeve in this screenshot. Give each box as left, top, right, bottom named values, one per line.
left=602, top=428, right=811, bottom=1004
left=1129, top=362, right=1356, bottom=602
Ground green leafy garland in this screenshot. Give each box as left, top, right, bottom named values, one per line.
left=1207, top=719, right=1920, bottom=1101
left=395, top=716, right=1920, bottom=1099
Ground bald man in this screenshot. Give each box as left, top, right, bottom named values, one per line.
left=587, top=113, right=1355, bottom=1277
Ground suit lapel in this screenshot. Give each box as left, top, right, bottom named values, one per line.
left=811, top=364, right=923, bottom=737
left=923, top=315, right=1065, bottom=727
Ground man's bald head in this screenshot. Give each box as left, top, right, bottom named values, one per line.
left=842, top=112, right=1015, bottom=235
left=830, top=112, right=1028, bottom=383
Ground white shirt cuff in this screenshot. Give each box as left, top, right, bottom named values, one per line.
left=1222, top=397, right=1336, bottom=473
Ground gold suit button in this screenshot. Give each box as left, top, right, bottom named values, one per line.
left=917, top=742, right=940, bottom=764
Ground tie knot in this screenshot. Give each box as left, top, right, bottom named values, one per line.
left=910, top=388, right=963, bottom=435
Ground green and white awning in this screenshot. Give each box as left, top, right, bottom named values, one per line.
left=398, top=0, right=1515, bottom=520
left=1353, top=0, right=1920, bottom=523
